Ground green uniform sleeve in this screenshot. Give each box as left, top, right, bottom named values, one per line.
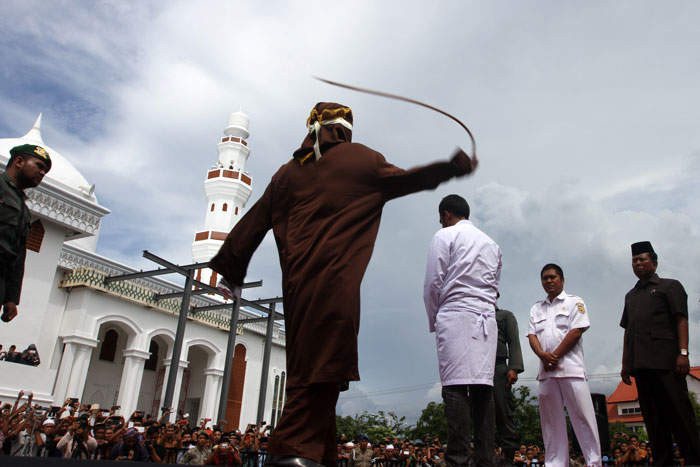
left=3, top=244, right=26, bottom=305
left=506, top=312, right=524, bottom=373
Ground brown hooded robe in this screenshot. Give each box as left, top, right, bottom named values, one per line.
left=210, top=102, right=473, bottom=390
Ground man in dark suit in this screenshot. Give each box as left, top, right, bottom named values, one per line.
left=620, top=241, right=700, bottom=466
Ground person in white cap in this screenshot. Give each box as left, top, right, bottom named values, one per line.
left=527, top=263, right=600, bottom=467
left=33, top=418, right=56, bottom=456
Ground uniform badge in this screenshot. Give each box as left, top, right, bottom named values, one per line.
left=576, top=303, right=585, bottom=314
left=34, top=146, right=49, bottom=160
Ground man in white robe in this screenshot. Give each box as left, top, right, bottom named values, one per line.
left=424, top=194, right=502, bottom=467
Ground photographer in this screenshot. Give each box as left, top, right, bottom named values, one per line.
left=56, top=416, right=97, bottom=459
left=413, top=447, right=431, bottom=467
left=18, top=344, right=40, bottom=366
left=239, top=424, right=260, bottom=467
left=143, top=425, right=165, bottom=463
left=206, top=437, right=242, bottom=466
left=178, top=430, right=196, bottom=462
left=92, top=423, right=112, bottom=460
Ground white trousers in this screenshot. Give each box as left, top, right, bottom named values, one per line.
left=538, top=377, right=601, bottom=467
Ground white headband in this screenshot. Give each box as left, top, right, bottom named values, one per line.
left=307, top=117, right=353, bottom=161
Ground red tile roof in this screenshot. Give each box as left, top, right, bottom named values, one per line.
left=689, top=367, right=700, bottom=381
left=607, top=378, right=638, bottom=404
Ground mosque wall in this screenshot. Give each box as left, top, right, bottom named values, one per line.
left=0, top=112, right=287, bottom=431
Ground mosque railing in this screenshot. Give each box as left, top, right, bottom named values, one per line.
left=59, top=267, right=244, bottom=334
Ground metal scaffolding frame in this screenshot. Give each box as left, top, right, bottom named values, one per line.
left=104, top=250, right=283, bottom=423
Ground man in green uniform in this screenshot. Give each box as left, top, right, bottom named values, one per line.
left=1, top=144, right=51, bottom=323
left=493, top=295, right=523, bottom=467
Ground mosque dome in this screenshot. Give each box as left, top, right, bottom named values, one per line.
left=0, top=114, right=97, bottom=202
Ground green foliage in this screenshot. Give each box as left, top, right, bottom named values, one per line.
left=408, top=401, right=447, bottom=443
left=690, top=392, right=700, bottom=432
left=336, top=411, right=407, bottom=442
left=512, top=386, right=542, bottom=446
left=609, top=421, right=634, bottom=439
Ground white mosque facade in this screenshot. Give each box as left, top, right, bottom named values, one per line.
left=0, top=113, right=287, bottom=429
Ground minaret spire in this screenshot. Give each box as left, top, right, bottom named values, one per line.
left=22, top=113, right=44, bottom=143
left=192, top=111, right=254, bottom=289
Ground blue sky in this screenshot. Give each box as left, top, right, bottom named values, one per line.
left=2, top=1, right=700, bottom=426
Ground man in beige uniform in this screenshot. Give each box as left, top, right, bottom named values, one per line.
left=349, top=435, right=372, bottom=467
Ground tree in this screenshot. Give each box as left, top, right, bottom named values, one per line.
left=512, top=386, right=542, bottom=446
left=690, top=392, right=700, bottom=432
left=609, top=421, right=634, bottom=439
left=336, top=411, right=408, bottom=442
left=409, top=401, right=447, bottom=442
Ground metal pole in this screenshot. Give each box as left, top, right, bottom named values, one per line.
left=256, top=303, right=276, bottom=424
left=162, top=269, right=195, bottom=414
left=217, top=298, right=241, bottom=423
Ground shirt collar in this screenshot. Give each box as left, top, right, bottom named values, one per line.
left=544, top=290, right=567, bottom=304
left=635, top=273, right=659, bottom=289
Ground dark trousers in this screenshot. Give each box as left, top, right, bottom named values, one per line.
left=442, top=384, right=495, bottom=467
left=634, top=370, right=700, bottom=466
left=493, top=364, right=518, bottom=463
left=268, top=382, right=341, bottom=465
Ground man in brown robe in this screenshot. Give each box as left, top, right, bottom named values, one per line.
left=210, top=102, right=478, bottom=467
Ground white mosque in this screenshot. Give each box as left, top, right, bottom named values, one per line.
left=0, top=112, right=287, bottom=429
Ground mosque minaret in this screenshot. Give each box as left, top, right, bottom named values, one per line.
left=192, top=111, right=253, bottom=287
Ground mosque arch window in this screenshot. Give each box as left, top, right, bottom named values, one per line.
left=235, top=207, right=239, bottom=215
left=99, top=329, right=119, bottom=362
left=222, top=203, right=228, bottom=212
left=210, top=203, right=215, bottom=212
left=144, top=340, right=160, bottom=371
left=26, top=220, right=45, bottom=252
left=271, top=375, right=280, bottom=427
left=270, top=371, right=286, bottom=427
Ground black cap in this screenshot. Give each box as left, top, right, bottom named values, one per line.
left=631, top=241, right=655, bottom=256
left=9, top=144, right=52, bottom=172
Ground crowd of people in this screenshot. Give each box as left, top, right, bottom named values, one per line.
left=335, top=436, right=692, bottom=467
left=2, top=388, right=692, bottom=466
left=607, top=432, right=687, bottom=467
left=0, top=391, right=271, bottom=464
left=0, top=343, right=40, bottom=366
